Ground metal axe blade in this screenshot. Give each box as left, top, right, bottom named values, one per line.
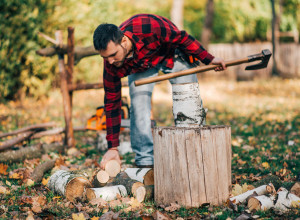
left=245, top=49, right=272, bottom=70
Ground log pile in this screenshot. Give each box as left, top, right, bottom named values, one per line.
left=47, top=160, right=155, bottom=203
left=228, top=182, right=300, bottom=213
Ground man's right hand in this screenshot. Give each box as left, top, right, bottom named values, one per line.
left=100, top=147, right=121, bottom=169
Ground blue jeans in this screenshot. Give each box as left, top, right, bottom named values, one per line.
left=128, top=57, right=198, bottom=166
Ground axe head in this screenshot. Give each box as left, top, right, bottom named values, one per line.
left=245, top=49, right=272, bottom=70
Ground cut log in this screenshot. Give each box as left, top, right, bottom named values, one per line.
left=0, top=131, right=35, bottom=151
left=124, top=168, right=154, bottom=185
left=229, top=183, right=276, bottom=205
left=105, top=160, right=121, bottom=177
left=274, top=187, right=300, bottom=212
left=144, top=185, right=154, bottom=201
left=0, top=142, right=64, bottom=163
left=0, top=122, right=56, bottom=138
left=47, top=170, right=91, bottom=202
left=29, top=160, right=56, bottom=183
left=86, top=185, right=127, bottom=202
left=92, top=170, right=110, bottom=187
left=109, top=172, right=144, bottom=198
left=154, top=126, right=232, bottom=207
left=290, top=182, right=300, bottom=197
left=247, top=195, right=276, bottom=211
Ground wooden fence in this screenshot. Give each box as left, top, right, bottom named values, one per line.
left=206, top=42, right=300, bottom=80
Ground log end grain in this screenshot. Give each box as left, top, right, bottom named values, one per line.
left=248, top=197, right=261, bottom=211
left=135, top=186, right=146, bottom=203
left=105, top=160, right=121, bottom=177
left=65, top=177, right=91, bottom=202
left=86, top=188, right=96, bottom=201
left=144, top=169, right=154, bottom=186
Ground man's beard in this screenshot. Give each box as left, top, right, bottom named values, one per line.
left=113, top=45, right=131, bottom=67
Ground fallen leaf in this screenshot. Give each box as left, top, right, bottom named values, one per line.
left=152, top=210, right=170, bottom=220
left=262, top=162, right=270, bottom=169
left=232, top=184, right=243, bottom=196
left=0, top=186, right=9, bottom=194
left=91, top=217, right=99, bottom=220
left=0, top=164, right=8, bottom=175
left=72, top=213, right=86, bottom=220
left=25, top=179, right=35, bottom=186
left=42, top=177, right=49, bottom=186
left=26, top=211, right=35, bottom=220
left=89, top=198, right=107, bottom=208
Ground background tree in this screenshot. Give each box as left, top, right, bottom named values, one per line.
left=201, top=0, right=215, bottom=49
left=171, top=0, right=184, bottom=29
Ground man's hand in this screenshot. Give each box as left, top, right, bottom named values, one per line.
left=211, top=57, right=227, bottom=71
left=100, top=147, right=121, bottom=169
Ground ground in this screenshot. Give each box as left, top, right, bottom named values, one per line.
left=0, top=78, right=299, bottom=219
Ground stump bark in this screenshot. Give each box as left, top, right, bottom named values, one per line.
left=153, top=125, right=232, bottom=207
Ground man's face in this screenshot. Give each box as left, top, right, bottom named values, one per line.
left=99, top=40, right=127, bottom=68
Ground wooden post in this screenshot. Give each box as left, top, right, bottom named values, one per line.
left=67, top=27, right=74, bottom=106
left=55, top=30, right=75, bottom=148
left=153, top=126, right=231, bottom=207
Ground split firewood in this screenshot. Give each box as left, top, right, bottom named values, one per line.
left=228, top=183, right=275, bottom=205
left=247, top=194, right=276, bottom=211
left=47, top=170, right=91, bottom=202
left=0, top=142, right=64, bottom=163
left=29, top=160, right=56, bottom=183
left=86, top=185, right=127, bottom=202
left=108, top=171, right=145, bottom=202
left=0, top=131, right=35, bottom=151
left=124, top=168, right=154, bottom=185
left=274, top=187, right=300, bottom=212
left=0, top=122, right=56, bottom=139
left=105, top=160, right=121, bottom=177
left=290, top=182, right=300, bottom=197
left=92, top=169, right=110, bottom=187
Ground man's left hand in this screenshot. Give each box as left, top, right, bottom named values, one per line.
left=211, top=57, right=227, bottom=71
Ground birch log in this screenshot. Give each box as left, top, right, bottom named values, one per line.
left=92, top=170, right=110, bottom=187
left=86, top=185, right=127, bottom=201
left=274, top=187, right=300, bottom=212
left=124, top=168, right=154, bottom=185
left=105, top=160, right=121, bottom=177
left=47, top=170, right=91, bottom=202
left=172, top=83, right=207, bottom=127
left=154, top=125, right=232, bottom=207
left=248, top=195, right=276, bottom=211
left=229, top=183, right=276, bottom=205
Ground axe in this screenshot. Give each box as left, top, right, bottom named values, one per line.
left=134, top=49, right=272, bottom=86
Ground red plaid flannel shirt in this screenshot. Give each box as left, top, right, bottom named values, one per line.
left=103, top=14, right=215, bottom=148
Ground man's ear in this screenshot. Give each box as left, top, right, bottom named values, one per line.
left=121, top=36, right=128, bottom=47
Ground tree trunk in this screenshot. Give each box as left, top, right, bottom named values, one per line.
left=171, top=0, right=184, bottom=29
left=270, top=0, right=281, bottom=76
left=154, top=125, right=231, bottom=207
left=201, top=0, right=214, bottom=49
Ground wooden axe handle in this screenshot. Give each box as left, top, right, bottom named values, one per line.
left=134, top=57, right=249, bottom=86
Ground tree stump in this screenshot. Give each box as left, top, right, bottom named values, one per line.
left=153, top=125, right=232, bottom=207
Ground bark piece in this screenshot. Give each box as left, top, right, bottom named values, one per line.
left=47, top=170, right=91, bottom=202
left=229, top=183, right=275, bottom=205
left=109, top=171, right=144, bottom=199
left=0, top=122, right=56, bottom=138
left=86, top=185, right=127, bottom=202
left=92, top=170, right=110, bottom=187
left=124, top=168, right=154, bottom=185
left=248, top=195, right=276, bottom=211
left=29, top=160, right=56, bottom=183
left=290, top=182, right=300, bottom=197
left=105, top=160, right=121, bottom=177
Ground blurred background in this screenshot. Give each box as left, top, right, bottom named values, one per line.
left=0, top=0, right=299, bottom=101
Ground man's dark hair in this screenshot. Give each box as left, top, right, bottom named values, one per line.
left=93, top=23, right=124, bottom=51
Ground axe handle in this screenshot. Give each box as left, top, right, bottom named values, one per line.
left=134, top=57, right=249, bottom=86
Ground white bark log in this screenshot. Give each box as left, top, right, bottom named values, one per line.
left=229, top=183, right=275, bottom=205
left=172, top=83, right=206, bottom=127
left=47, top=170, right=91, bottom=202
left=86, top=185, right=127, bottom=201
left=248, top=195, right=276, bottom=211
left=274, top=187, right=300, bottom=212
left=124, top=168, right=153, bottom=185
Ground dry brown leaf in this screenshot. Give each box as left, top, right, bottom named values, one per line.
left=164, top=203, right=181, bottom=212
left=26, top=211, right=35, bottom=220
left=0, top=186, right=9, bottom=194
left=152, top=210, right=170, bottom=220
left=91, top=217, right=99, bottom=220
left=42, top=177, right=49, bottom=186
left=0, top=163, right=8, bottom=175
left=109, top=199, right=122, bottom=208
left=89, top=198, right=107, bottom=208
left=72, top=213, right=86, bottom=220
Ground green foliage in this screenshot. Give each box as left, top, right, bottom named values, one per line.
left=0, top=0, right=56, bottom=100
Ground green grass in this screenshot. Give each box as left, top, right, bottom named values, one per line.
left=0, top=78, right=299, bottom=219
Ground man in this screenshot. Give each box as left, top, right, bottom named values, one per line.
left=93, top=14, right=226, bottom=169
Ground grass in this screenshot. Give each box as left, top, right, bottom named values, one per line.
left=0, top=78, right=299, bottom=219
